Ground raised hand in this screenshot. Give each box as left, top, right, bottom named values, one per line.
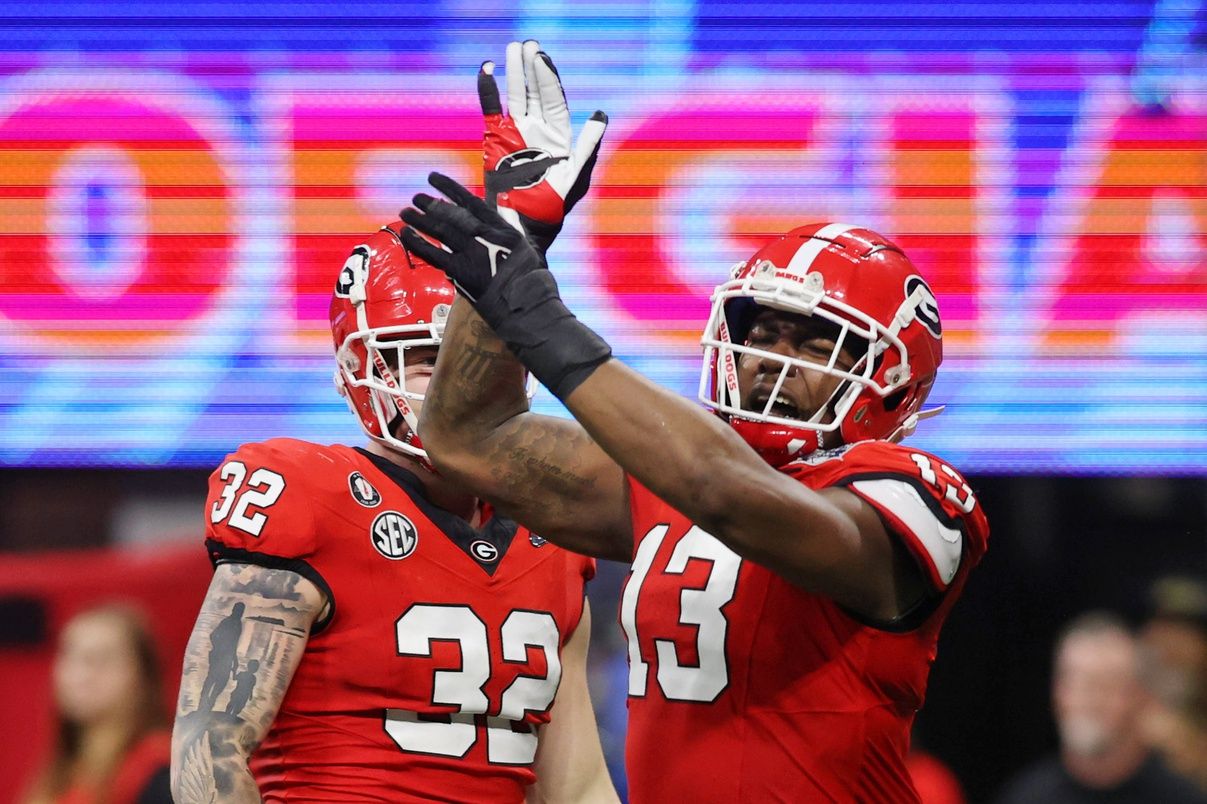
left=480, top=39, right=607, bottom=253
left=401, top=172, right=543, bottom=306
left=401, top=172, right=611, bottom=401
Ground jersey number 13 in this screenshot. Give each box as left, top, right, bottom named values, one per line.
left=620, top=525, right=742, bottom=703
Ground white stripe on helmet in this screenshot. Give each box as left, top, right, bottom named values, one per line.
left=784, top=223, right=859, bottom=275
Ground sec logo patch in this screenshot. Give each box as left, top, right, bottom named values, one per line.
left=371, top=511, right=418, bottom=560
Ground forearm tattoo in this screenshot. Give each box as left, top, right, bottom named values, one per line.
left=487, top=418, right=599, bottom=519
left=450, top=319, right=517, bottom=388
left=428, top=310, right=527, bottom=430
left=172, top=564, right=316, bottom=803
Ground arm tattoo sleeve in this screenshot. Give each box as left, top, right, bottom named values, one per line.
left=171, top=563, right=321, bottom=804
left=426, top=302, right=529, bottom=431
left=424, top=299, right=630, bottom=558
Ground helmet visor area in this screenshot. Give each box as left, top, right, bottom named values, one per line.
left=698, top=280, right=908, bottom=433
left=337, top=320, right=539, bottom=455
left=343, top=322, right=443, bottom=405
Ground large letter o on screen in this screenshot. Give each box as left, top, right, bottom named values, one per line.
left=0, top=71, right=237, bottom=344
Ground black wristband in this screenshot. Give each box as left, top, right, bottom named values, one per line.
left=476, top=270, right=612, bottom=400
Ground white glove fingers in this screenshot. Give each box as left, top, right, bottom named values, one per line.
left=505, top=41, right=525, bottom=119
left=571, top=111, right=609, bottom=170
left=533, top=50, right=570, bottom=134
left=522, top=39, right=543, bottom=120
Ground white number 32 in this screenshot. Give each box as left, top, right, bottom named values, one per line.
left=210, top=461, right=286, bottom=537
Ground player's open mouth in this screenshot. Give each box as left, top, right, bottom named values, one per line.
left=749, top=389, right=804, bottom=420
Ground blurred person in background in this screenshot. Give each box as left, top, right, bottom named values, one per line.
left=21, top=604, right=171, bottom=804
left=995, top=611, right=1207, bottom=804
left=1140, top=575, right=1207, bottom=792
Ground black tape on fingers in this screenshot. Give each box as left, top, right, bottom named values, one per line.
left=478, top=61, right=502, bottom=116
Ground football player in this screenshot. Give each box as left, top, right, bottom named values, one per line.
left=405, top=41, right=990, bottom=802
left=170, top=174, right=616, bottom=802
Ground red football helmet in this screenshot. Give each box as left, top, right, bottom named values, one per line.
left=699, top=222, right=944, bottom=466
left=330, top=222, right=456, bottom=460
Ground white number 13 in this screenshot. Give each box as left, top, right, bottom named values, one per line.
left=621, top=525, right=742, bottom=703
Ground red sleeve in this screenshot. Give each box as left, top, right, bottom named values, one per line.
left=204, top=440, right=334, bottom=630
left=828, top=443, right=989, bottom=592
left=205, top=440, right=315, bottom=560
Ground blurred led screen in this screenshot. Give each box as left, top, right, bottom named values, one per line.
left=0, top=1, right=1203, bottom=472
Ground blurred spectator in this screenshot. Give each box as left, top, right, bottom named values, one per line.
left=21, top=604, right=172, bottom=804
left=995, top=611, right=1207, bottom=804
left=1140, top=576, right=1207, bottom=792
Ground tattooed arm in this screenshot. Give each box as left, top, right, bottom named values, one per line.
left=420, top=298, right=632, bottom=561
left=171, top=563, right=325, bottom=803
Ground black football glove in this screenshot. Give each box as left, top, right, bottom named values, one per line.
left=400, top=172, right=537, bottom=304
left=400, top=172, right=611, bottom=401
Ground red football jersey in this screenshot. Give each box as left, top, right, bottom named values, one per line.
left=620, top=440, right=989, bottom=803
left=204, top=438, right=594, bottom=803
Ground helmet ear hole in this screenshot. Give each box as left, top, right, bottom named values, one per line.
left=882, top=388, right=908, bottom=412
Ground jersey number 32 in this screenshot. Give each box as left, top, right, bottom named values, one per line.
left=386, top=604, right=562, bottom=766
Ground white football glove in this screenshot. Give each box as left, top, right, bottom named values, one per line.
left=478, top=39, right=608, bottom=254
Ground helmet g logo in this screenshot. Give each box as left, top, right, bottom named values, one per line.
left=336, top=248, right=369, bottom=298
left=904, top=276, right=942, bottom=339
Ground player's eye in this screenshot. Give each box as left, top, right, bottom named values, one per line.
left=403, top=348, right=438, bottom=368
left=799, top=339, right=835, bottom=356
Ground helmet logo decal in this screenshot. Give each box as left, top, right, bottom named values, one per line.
left=370, top=511, right=418, bottom=560
left=335, top=247, right=369, bottom=298
left=905, top=276, right=942, bottom=338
